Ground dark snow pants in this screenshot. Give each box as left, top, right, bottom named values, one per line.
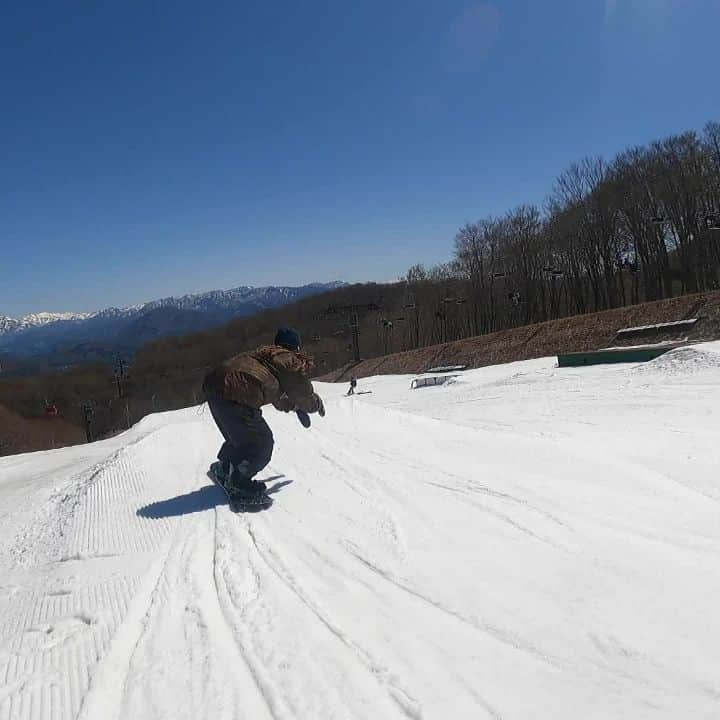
left=207, top=397, right=274, bottom=478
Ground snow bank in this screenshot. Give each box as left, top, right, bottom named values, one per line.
left=633, top=345, right=720, bottom=376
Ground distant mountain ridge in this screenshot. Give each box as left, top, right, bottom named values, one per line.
left=0, top=311, right=94, bottom=335
left=0, top=281, right=345, bottom=363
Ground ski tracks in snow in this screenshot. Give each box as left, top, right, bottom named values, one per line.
left=216, top=515, right=424, bottom=719
left=2, top=361, right=720, bottom=719
left=0, top=419, right=220, bottom=720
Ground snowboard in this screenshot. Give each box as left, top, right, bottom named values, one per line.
left=207, top=462, right=273, bottom=512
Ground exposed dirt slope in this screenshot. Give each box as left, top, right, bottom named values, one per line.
left=319, top=290, right=720, bottom=382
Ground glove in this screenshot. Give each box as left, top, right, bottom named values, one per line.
left=315, top=394, right=325, bottom=417
left=296, top=409, right=311, bottom=428
left=274, top=394, right=294, bottom=413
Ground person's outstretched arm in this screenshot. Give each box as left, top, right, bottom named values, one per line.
left=274, top=351, right=324, bottom=415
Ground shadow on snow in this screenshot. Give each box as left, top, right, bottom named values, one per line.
left=137, top=478, right=293, bottom=519
left=137, top=485, right=224, bottom=519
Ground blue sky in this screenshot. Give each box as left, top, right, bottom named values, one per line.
left=1, top=0, right=719, bottom=316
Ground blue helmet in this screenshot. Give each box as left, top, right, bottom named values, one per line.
left=274, top=327, right=302, bottom=352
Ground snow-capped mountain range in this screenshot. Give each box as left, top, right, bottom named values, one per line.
left=0, top=311, right=93, bottom=334
left=0, top=282, right=344, bottom=362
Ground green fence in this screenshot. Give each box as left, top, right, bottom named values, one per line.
left=557, top=343, right=684, bottom=368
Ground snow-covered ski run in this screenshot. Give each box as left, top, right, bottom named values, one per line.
left=2, top=344, right=720, bottom=719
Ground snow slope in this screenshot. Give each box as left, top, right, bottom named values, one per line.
left=1, top=344, right=720, bottom=719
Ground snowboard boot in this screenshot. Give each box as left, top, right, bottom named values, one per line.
left=225, top=462, right=268, bottom=501
left=212, top=460, right=267, bottom=491
left=210, top=460, right=231, bottom=486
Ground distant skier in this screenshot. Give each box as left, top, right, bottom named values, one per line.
left=202, top=327, right=325, bottom=506
left=347, top=377, right=358, bottom=396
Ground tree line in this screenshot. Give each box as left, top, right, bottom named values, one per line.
left=399, top=121, right=720, bottom=346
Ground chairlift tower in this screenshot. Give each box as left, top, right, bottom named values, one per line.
left=543, top=267, right=564, bottom=318
left=114, top=358, right=128, bottom=398
left=82, top=402, right=95, bottom=443
left=402, top=303, right=420, bottom=348
left=323, top=303, right=381, bottom=363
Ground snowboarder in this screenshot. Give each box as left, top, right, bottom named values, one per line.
left=347, top=377, right=358, bottom=396
left=202, top=327, right=325, bottom=506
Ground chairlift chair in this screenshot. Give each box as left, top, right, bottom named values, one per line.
left=705, top=215, right=720, bottom=231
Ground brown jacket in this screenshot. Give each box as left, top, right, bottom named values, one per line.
left=202, top=345, right=322, bottom=413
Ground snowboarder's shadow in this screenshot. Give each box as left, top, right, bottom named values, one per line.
left=137, top=485, right=223, bottom=519
left=137, top=478, right=293, bottom=519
